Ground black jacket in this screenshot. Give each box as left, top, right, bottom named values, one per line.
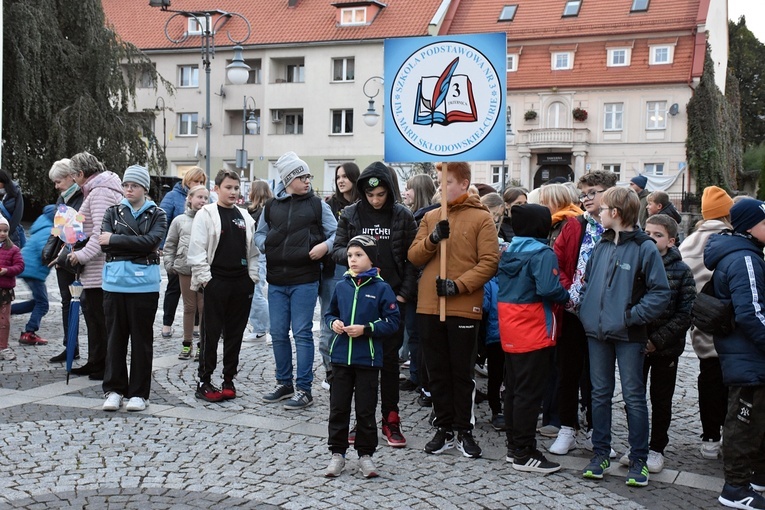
left=646, top=246, right=696, bottom=358
left=101, top=202, right=167, bottom=263
left=332, top=163, right=418, bottom=301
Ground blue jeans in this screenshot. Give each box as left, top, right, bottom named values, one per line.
left=588, top=338, right=649, bottom=463
left=318, top=265, right=344, bottom=372
left=268, top=281, right=319, bottom=392
left=248, top=253, right=269, bottom=334
left=11, top=278, right=49, bottom=332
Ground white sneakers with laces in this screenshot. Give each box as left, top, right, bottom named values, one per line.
left=548, top=426, right=577, bottom=455
left=125, top=397, right=147, bottom=412
left=102, top=392, right=123, bottom=411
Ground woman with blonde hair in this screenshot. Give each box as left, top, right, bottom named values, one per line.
left=481, top=192, right=514, bottom=242
left=159, top=167, right=207, bottom=339
left=404, top=174, right=436, bottom=215
left=539, top=184, right=583, bottom=246
left=245, top=180, right=273, bottom=342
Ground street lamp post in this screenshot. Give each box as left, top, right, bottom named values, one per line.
left=150, top=0, right=252, bottom=186
left=362, top=76, right=384, bottom=127
left=236, top=96, right=258, bottom=179
left=154, top=96, right=167, bottom=156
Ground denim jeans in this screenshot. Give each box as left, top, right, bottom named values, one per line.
left=248, top=253, right=269, bottom=334
left=268, top=281, right=319, bottom=392
left=318, top=265, right=344, bottom=372
left=588, top=337, right=649, bottom=463
left=11, top=278, right=49, bottom=332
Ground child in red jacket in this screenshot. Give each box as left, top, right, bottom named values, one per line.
left=0, top=216, right=25, bottom=361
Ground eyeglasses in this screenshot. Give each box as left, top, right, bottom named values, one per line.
left=578, top=190, right=605, bottom=202
left=297, top=174, right=314, bottom=183
left=122, top=183, right=142, bottom=190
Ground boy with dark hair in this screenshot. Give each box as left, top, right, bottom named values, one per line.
left=498, top=204, right=569, bottom=474
left=646, top=191, right=682, bottom=223
left=631, top=214, right=695, bottom=474
left=255, top=152, right=337, bottom=410
left=629, top=174, right=650, bottom=228
left=324, top=234, right=400, bottom=478
left=579, top=186, right=670, bottom=487
left=549, top=170, right=617, bottom=456
left=704, top=199, right=765, bottom=509
left=188, top=169, right=260, bottom=402
left=408, top=161, right=499, bottom=459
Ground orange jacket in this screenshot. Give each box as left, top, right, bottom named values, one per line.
left=408, top=194, right=500, bottom=320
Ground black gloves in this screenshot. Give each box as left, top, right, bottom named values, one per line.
left=436, top=277, right=459, bottom=297
left=429, top=220, right=450, bottom=244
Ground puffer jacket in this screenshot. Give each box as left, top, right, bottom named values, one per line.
left=163, top=207, right=197, bottom=275
left=0, top=243, right=24, bottom=289
left=1, top=181, right=24, bottom=247
left=579, top=228, right=671, bottom=343
left=332, top=163, right=418, bottom=301
left=549, top=204, right=583, bottom=247
left=703, top=232, right=765, bottom=386
left=18, top=205, right=55, bottom=281
left=72, top=171, right=124, bottom=289
left=646, top=246, right=696, bottom=358
left=408, top=193, right=499, bottom=320
left=678, top=219, right=728, bottom=358
left=324, top=267, right=400, bottom=368
left=497, top=236, right=569, bottom=353
left=159, top=181, right=188, bottom=227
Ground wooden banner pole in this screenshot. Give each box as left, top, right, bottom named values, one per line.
left=439, top=162, right=447, bottom=322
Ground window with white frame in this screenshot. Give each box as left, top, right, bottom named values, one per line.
left=286, top=64, right=305, bottom=83
left=604, top=103, right=623, bottom=131
left=644, top=163, right=664, bottom=176
left=340, top=7, right=366, bottom=25
left=178, top=113, right=198, bottom=136
left=244, top=59, right=261, bottom=84
left=332, top=58, right=355, bottom=82
left=499, top=5, right=518, bottom=22
left=285, top=113, right=304, bottom=134
left=562, top=0, right=582, bottom=17
left=646, top=101, right=667, bottom=129
left=188, top=16, right=209, bottom=35
left=650, top=45, right=673, bottom=65
left=178, top=65, right=199, bottom=87
left=602, top=164, right=621, bottom=180
left=552, top=52, right=573, bottom=70
left=607, top=48, right=631, bottom=67
left=331, top=109, right=353, bottom=134
left=507, top=54, right=518, bottom=72
left=491, top=166, right=507, bottom=186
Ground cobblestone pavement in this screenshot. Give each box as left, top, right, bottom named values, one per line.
left=0, top=272, right=728, bottom=509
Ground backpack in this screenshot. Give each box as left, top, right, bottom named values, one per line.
left=691, top=278, right=735, bottom=336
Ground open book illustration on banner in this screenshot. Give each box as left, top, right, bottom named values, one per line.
left=414, top=57, right=478, bottom=126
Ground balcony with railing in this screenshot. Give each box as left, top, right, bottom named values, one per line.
left=516, top=128, right=590, bottom=148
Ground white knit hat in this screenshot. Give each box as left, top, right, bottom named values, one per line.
left=275, top=151, right=310, bottom=187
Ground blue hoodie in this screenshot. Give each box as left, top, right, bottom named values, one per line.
left=18, top=205, right=55, bottom=281
left=324, top=267, right=400, bottom=368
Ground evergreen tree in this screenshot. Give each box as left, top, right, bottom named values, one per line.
left=2, top=0, right=169, bottom=202
left=724, top=69, right=744, bottom=190
left=686, top=44, right=728, bottom=192
left=729, top=16, right=765, bottom=148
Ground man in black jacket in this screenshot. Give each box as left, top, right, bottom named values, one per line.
left=332, top=162, right=417, bottom=447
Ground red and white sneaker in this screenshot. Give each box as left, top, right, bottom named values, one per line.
left=382, top=411, right=407, bottom=447
left=19, top=332, right=48, bottom=345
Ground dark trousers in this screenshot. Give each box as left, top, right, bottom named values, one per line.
left=80, top=287, right=107, bottom=370
left=381, top=304, right=406, bottom=416
left=722, top=385, right=765, bottom=486
left=405, top=300, right=420, bottom=384
left=102, top=291, right=159, bottom=399
left=486, top=342, right=505, bottom=415
left=419, top=314, right=479, bottom=431
left=198, top=277, right=253, bottom=383
left=643, top=355, right=679, bottom=453
left=162, top=271, right=181, bottom=327
left=699, top=357, right=728, bottom=442
left=557, top=311, right=592, bottom=429
left=56, top=269, right=77, bottom=348
left=328, top=364, right=379, bottom=457
left=505, top=347, right=553, bottom=453
left=542, top=348, right=560, bottom=427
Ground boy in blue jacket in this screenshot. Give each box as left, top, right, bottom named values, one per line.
left=579, top=186, right=670, bottom=487
left=324, top=235, right=400, bottom=479
left=497, top=204, right=569, bottom=474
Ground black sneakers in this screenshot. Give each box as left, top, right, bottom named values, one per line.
left=456, top=431, right=482, bottom=459
left=512, top=448, right=561, bottom=474
left=424, top=428, right=454, bottom=454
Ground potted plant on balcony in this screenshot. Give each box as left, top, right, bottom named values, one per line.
left=572, top=107, right=588, bottom=122
left=524, top=110, right=538, bottom=121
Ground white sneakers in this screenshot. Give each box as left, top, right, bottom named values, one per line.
left=548, top=426, right=577, bottom=455
left=102, top=392, right=123, bottom=411
left=0, top=347, right=16, bottom=361
left=701, top=439, right=721, bottom=459
left=619, top=449, right=665, bottom=473
left=125, top=397, right=147, bottom=412
left=103, top=393, right=147, bottom=412
left=325, top=453, right=345, bottom=477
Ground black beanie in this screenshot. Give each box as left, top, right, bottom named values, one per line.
left=347, top=234, right=378, bottom=266
left=359, top=162, right=391, bottom=192
left=511, top=204, right=552, bottom=239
